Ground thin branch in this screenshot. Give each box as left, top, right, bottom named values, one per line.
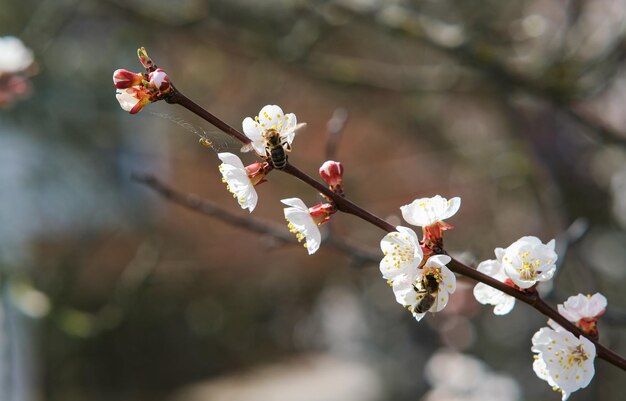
left=325, top=108, right=349, bottom=161
left=132, top=173, right=292, bottom=243
left=132, top=173, right=380, bottom=265
left=165, top=90, right=251, bottom=145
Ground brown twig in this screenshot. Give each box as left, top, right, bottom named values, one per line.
left=131, top=173, right=381, bottom=265
left=161, top=85, right=626, bottom=370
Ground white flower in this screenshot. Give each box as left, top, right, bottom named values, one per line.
left=379, top=226, right=423, bottom=280
left=392, top=255, right=456, bottom=321
left=531, top=323, right=596, bottom=400
left=400, top=195, right=461, bottom=228
left=498, top=236, right=557, bottom=289
left=242, top=105, right=298, bottom=156
left=115, top=87, right=151, bottom=114
left=218, top=152, right=260, bottom=212
left=473, top=259, right=516, bottom=315
left=558, top=293, right=607, bottom=323
left=282, top=198, right=321, bottom=255
left=0, top=36, right=34, bottom=73
left=115, top=89, right=140, bottom=112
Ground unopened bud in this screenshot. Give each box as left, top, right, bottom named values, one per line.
left=308, top=202, right=335, bottom=225
left=113, top=69, right=144, bottom=89
left=421, top=221, right=454, bottom=255
left=245, top=162, right=269, bottom=186
left=137, top=47, right=156, bottom=72
left=319, top=160, right=344, bottom=189
left=148, top=68, right=170, bottom=92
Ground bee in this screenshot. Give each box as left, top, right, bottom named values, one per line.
left=413, top=271, right=440, bottom=314
left=241, top=123, right=307, bottom=170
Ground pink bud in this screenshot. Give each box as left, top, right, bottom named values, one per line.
left=137, top=47, right=156, bottom=72
left=113, top=69, right=144, bottom=89
left=308, top=202, right=335, bottom=225
left=319, top=160, right=343, bottom=188
left=148, top=68, right=170, bottom=92
left=245, top=162, right=269, bottom=186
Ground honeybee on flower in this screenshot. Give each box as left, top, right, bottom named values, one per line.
left=241, top=105, right=307, bottom=169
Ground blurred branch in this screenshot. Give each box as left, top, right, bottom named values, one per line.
left=131, top=173, right=380, bottom=266
left=132, top=173, right=291, bottom=242
left=92, top=240, right=162, bottom=332
left=325, top=108, right=349, bottom=161
left=555, top=217, right=590, bottom=270
left=326, top=6, right=626, bottom=147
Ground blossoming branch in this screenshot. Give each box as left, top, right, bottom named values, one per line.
left=114, top=47, right=626, bottom=400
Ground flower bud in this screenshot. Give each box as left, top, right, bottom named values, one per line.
left=137, top=47, right=156, bottom=72
left=245, top=162, right=269, bottom=186
left=112, top=69, right=144, bottom=89
left=319, top=160, right=343, bottom=189
left=148, top=68, right=170, bottom=92
left=308, top=202, right=335, bottom=225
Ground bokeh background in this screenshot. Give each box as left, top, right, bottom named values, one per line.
left=2, top=0, right=626, bottom=400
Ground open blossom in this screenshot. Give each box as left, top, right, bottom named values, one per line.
left=242, top=105, right=299, bottom=156
left=400, top=195, right=461, bottom=228
left=558, top=293, right=607, bottom=336
left=379, top=226, right=423, bottom=280
left=392, top=255, right=456, bottom=321
left=473, top=259, right=516, bottom=315
left=282, top=198, right=334, bottom=255
left=218, top=153, right=268, bottom=212
left=497, top=236, right=557, bottom=289
left=400, top=195, right=460, bottom=250
left=532, top=321, right=596, bottom=400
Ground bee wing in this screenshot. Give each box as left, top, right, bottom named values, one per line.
left=280, top=122, right=308, bottom=153
left=240, top=143, right=255, bottom=153
left=290, top=122, right=308, bottom=136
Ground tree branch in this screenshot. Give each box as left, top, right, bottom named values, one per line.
left=131, top=173, right=380, bottom=265
left=156, top=83, right=626, bottom=371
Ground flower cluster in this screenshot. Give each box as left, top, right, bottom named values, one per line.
left=220, top=105, right=335, bottom=254
left=471, top=237, right=608, bottom=399
left=379, top=196, right=460, bottom=320
left=532, top=321, right=596, bottom=400
left=0, top=36, right=34, bottom=107
left=113, top=48, right=172, bottom=114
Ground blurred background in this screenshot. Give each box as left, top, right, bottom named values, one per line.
left=1, top=0, right=626, bottom=400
